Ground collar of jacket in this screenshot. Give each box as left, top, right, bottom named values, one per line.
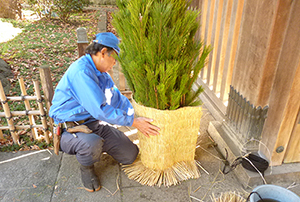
left=85, top=53, right=106, bottom=78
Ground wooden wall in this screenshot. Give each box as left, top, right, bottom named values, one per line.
left=195, top=0, right=300, bottom=165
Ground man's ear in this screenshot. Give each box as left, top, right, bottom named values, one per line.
left=100, top=48, right=108, bottom=56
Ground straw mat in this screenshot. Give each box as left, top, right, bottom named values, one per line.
left=123, top=100, right=202, bottom=186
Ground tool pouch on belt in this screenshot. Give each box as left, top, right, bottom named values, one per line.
left=66, top=124, right=93, bottom=134
left=53, top=123, right=62, bottom=155
left=53, top=122, right=93, bottom=155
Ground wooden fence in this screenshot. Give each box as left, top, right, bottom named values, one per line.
left=193, top=0, right=300, bottom=165
left=193, top=0, right=245, bottom=115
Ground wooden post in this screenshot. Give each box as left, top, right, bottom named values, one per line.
left=0, top=81, right=19, bottom=144
left=38, top=65, right=54, bottom=113
left=38, top=65, right=54, bottom=137
left=256, top=0, right=293, bottom=107
left=231, top=0, right=278, bottom=104
left=19, top=78, right=38, bottom=140
left=77, top=27, right=89, bottom=58
left=33, top=80, right=50, bottom=143
left=260, top=0, right=300, bottom=166
left=0, top=130, right=3, bottom=139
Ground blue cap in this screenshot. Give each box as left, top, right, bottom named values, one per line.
left=93, top=32, right=120, bottom=54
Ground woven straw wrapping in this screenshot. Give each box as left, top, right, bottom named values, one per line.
left=123, top=100, right=202, bottom=187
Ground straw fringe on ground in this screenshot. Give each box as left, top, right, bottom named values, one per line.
left=122, top=157, right=200, bottom=187
left=124, top=101, right=202, bottom=186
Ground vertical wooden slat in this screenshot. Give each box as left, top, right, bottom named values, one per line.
left=193, top=0, right=203, bottom=42
left=202, top=0, right=215, bottom=81
left=200, top=0, right=208, bottom=79
left=245, top=104, right=255, bottom=141
left=19, top=78, right=38, bottom=140
left=33, top=80, right=50, bottom=144
left=220, top=0, right=244, bottom=101
left=241, top=101, right=251, bottom=140
left=249, top=106, right=262, bottom=140
left=0, top=81, right=19, bottom=144
left=207, top=0, right=224, bottom=88
left=226, top=86, right=234, bottom=120
left=213, top=0, right=233, bottom=95
left=206, top=0, right=219, bottom=86
left=200, top=0, right=208, bottom=44
left=238, top=97, right=247, bottom=133
left=257, top=106, right=268, bottom=138
left=231, top=89, right=239, bottom=126
left=230, top=0, right=257, bottom=92
left=235, top=91, right=244, bottom=132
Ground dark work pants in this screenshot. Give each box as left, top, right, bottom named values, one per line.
left=60, top=121, right=139, bottom=166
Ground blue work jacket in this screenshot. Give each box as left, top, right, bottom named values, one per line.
left=49, top=54, right=134, bottom=126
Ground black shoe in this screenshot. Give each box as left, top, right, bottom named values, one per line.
left=80, top=165, right=101, bottom=192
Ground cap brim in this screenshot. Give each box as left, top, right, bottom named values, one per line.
left=113, top=48, right=120, bottom=55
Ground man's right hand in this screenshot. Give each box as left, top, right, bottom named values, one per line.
left=132, top=117, right=160, bottom=138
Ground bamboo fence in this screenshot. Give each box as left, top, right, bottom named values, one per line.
left=0, top=78, right=50, bottom=144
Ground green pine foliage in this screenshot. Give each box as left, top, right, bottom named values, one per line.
left=113, top=0, right=210, bottom=110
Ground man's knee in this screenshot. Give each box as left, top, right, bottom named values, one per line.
left=87, top=137, right=103, bottom=162
left=120, top=144, right=139, bottom=165
left=64, top=132, right=103, bottom=166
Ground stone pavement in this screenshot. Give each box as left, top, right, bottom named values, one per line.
left=0, top=105, right=299, bottom=202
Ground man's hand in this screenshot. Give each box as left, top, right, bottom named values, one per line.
left=132, top=117, right=160, bottom=137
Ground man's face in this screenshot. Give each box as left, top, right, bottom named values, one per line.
left=94, top=48, right=117, bottom=73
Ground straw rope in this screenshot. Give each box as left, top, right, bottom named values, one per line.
left=123, top=100, right=202, bottom=186
left=211, top=191, right=246, bottom=202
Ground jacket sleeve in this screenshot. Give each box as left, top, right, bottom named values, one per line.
left=110, top=86, right=134, bottom=116
left=69, top=69, right=134, bottom=126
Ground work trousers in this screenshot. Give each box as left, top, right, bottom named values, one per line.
left=60, top=120, right=139, bottom=166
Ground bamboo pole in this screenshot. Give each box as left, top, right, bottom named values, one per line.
left=0, top=110, right=41, bottom=117
left=0, top=125, right=44, bottom=130
left=33, top=80, right=50, bottom=143
left=0, top=81, right=19, bottom=144
left=6, top=95, right=38, bottom=101
left=19, top=78, right=38, bottom=140
left=0, top=130, right=3, bottom=139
